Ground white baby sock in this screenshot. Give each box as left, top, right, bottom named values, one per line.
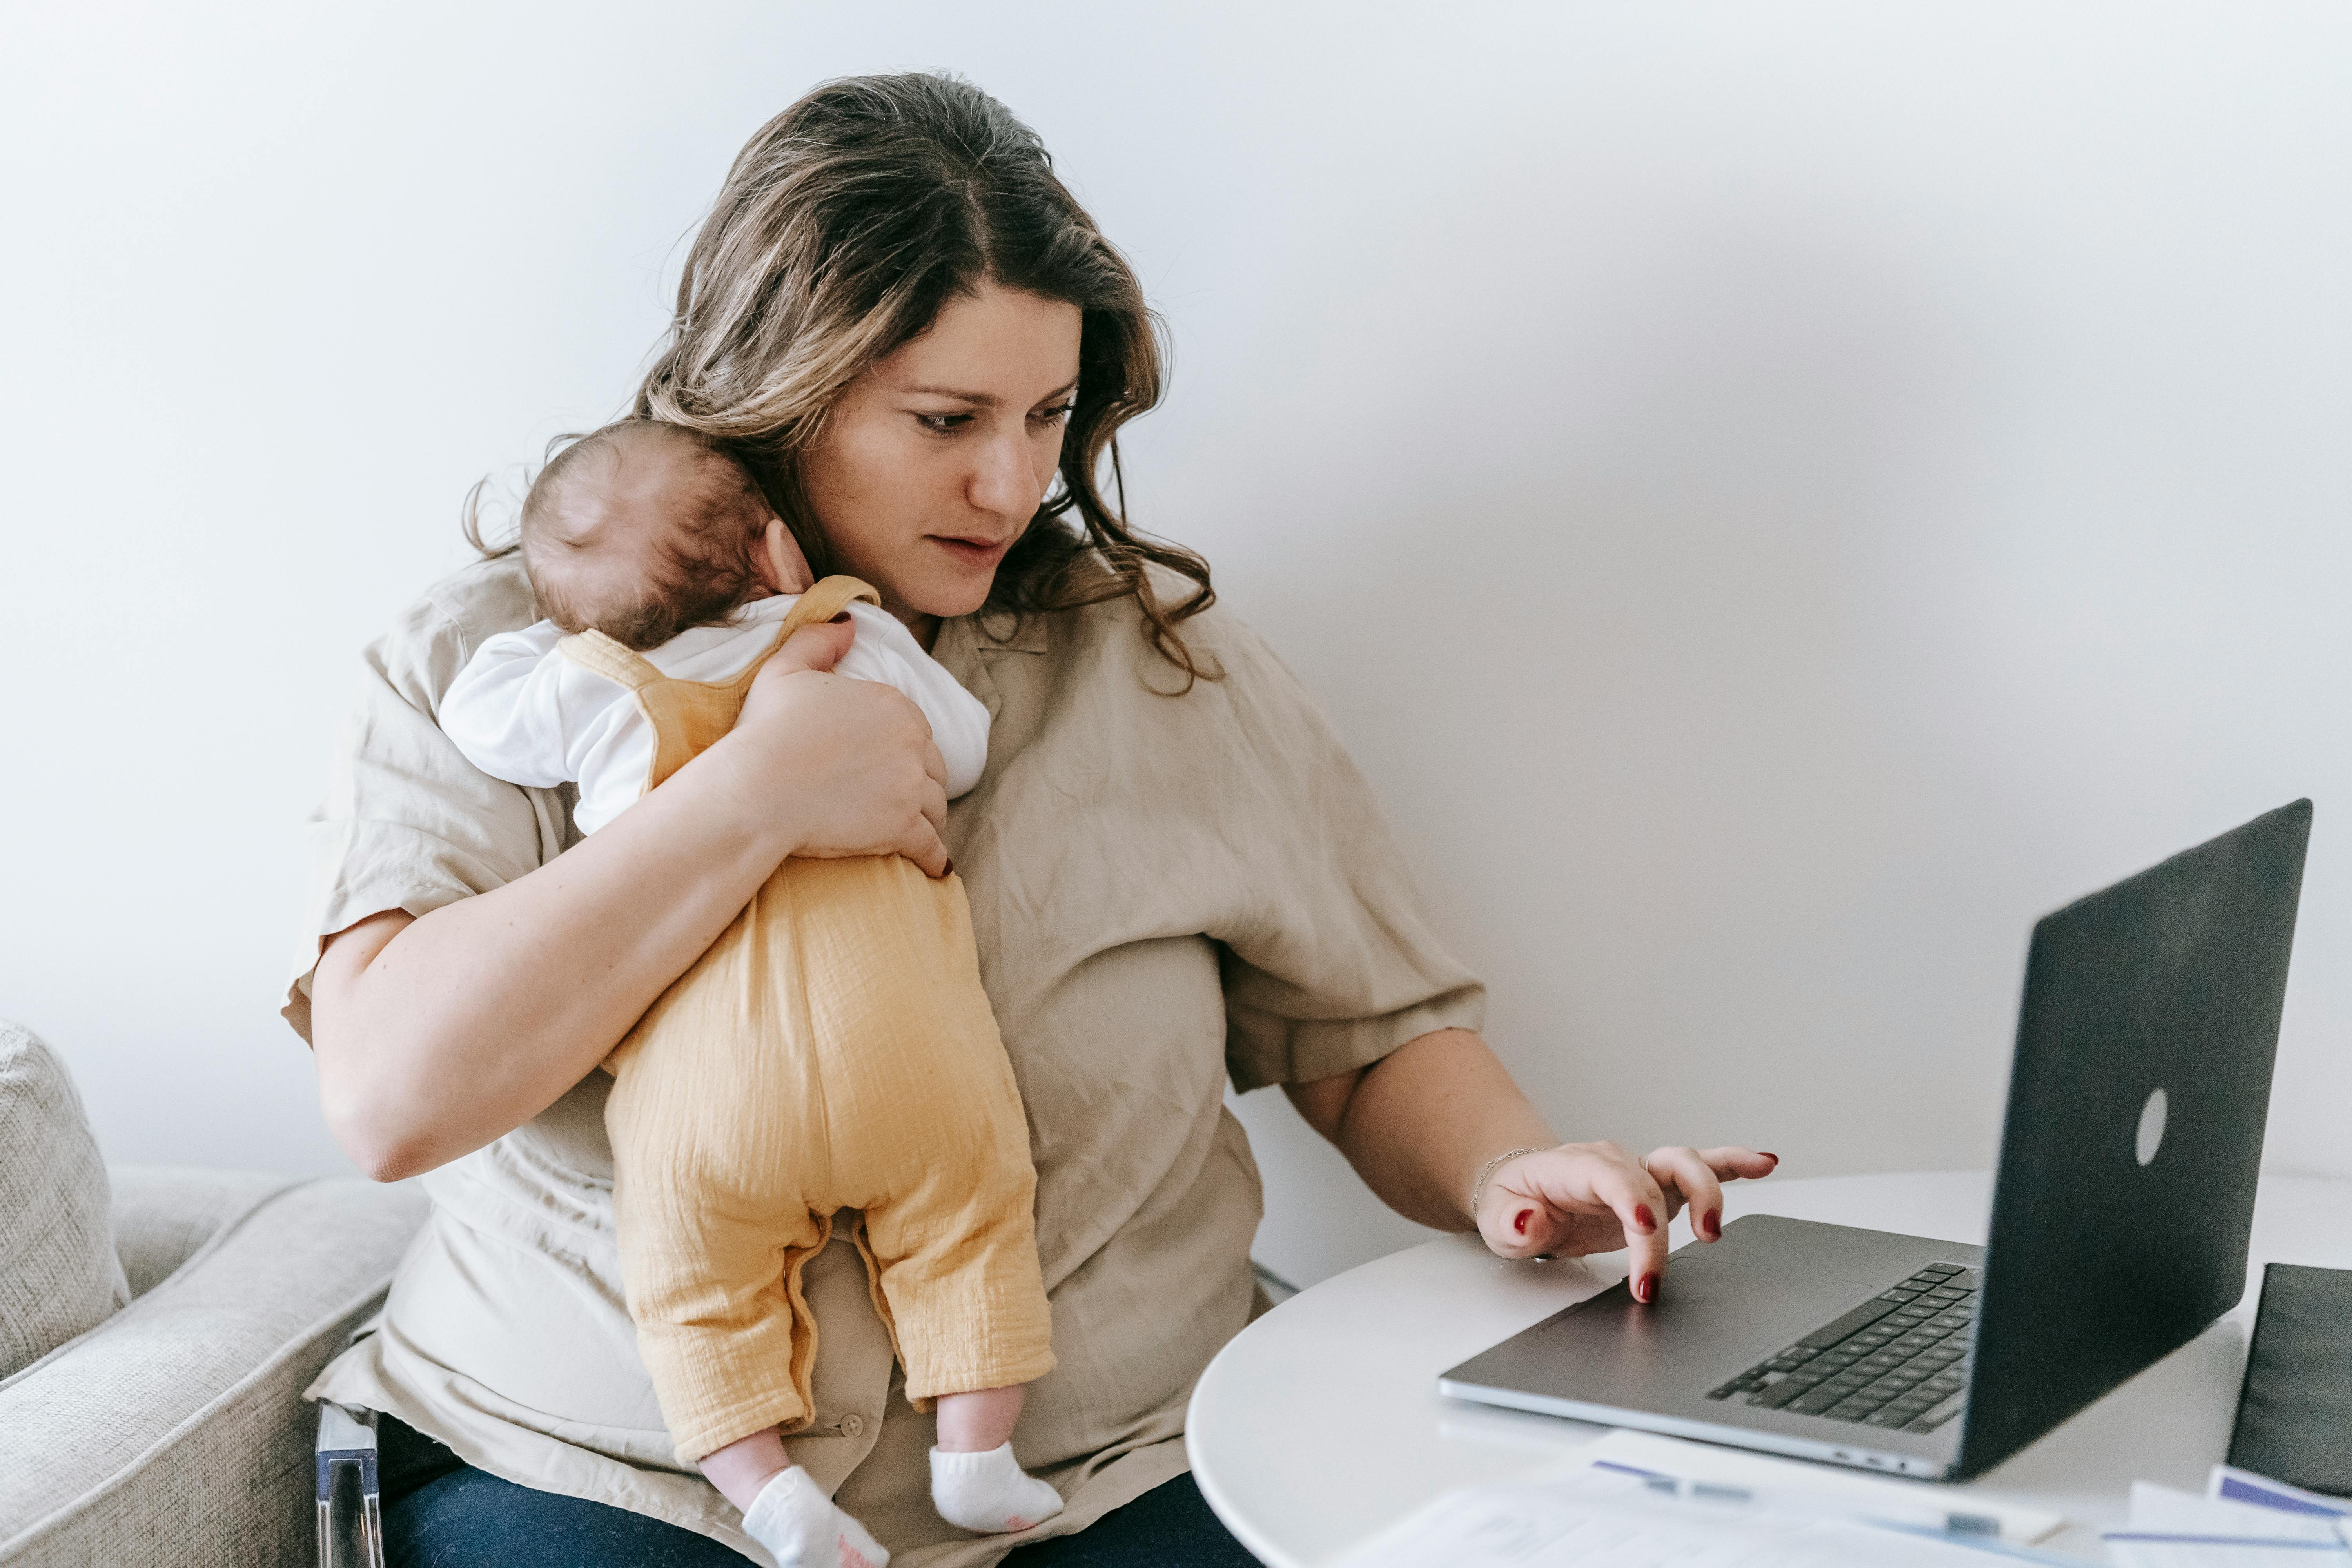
left=742, top=1466, right=890, bottom=1568
left=929, top=1442, right=1066, bottom=1535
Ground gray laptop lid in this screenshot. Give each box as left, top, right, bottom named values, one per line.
left=1956, top=798, right=2310, bottom=1474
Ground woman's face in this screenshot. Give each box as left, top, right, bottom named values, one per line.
left=802, top=283, right=1084, bottom=628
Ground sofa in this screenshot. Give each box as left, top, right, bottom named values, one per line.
left=0, top=1022, right=428, bottom=1566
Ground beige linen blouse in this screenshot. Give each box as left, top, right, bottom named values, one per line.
left=287, top=554, right=1485, bottom=1567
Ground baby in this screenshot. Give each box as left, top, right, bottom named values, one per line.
left=439, top=419, right=1062, bottom=1568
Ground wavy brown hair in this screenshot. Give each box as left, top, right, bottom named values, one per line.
left=628, top=72, right=1215, bottom=682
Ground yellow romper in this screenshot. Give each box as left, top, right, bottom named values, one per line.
left=561, top=576, right=1056, bottom=1465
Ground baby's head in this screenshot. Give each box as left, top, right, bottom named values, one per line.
left=521, top=420, right=805, bottom=650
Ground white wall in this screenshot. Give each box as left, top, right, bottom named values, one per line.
left=4, top=2, right=2347, bottom=1290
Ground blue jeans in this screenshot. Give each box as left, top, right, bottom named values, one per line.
left=378, top=1417, right=1258, bottom=1566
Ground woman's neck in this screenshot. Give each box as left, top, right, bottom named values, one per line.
left=867, top=582, right=946, bottom=652
left=878, top=597, right=940, bottom=653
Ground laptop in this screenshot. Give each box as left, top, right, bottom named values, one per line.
left=1439, top=799, right=2311, bottom=1481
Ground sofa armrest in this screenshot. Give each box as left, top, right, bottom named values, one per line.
left=0, top=1174, right=427, bottom=1567
left=110, top=1164, right=307, bottom=1300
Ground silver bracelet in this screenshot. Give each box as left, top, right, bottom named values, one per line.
left=1470, top=1146, right=1548, bottom=1219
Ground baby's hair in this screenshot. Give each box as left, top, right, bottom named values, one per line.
left=517, top=419, right=771, bottom=651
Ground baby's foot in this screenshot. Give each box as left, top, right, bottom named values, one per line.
left=929, top=1442, right=1066, bottom=1534
left=742, top=1466, right=890, bottom=1568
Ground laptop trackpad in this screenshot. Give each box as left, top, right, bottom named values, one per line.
left=1542, top=1256, right=1760, bottom=1404
left=1454, top=1215, right=1966, bottom=1410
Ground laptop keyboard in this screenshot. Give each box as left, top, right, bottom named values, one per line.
left=1705, top=1262, right=1978, bottom=1433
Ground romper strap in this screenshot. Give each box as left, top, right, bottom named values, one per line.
left=555, top=628, right=666, bottom=691
left=738, top=576, right=883, bottom=680
left=553, top=577, right=882, bottom=693
left=768, top=576, right=883, bottom=647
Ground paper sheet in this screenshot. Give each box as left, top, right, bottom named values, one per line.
left=2210, top=1469, right=2352, bottom=1522
left=2099, top=1471, right=2352, bottom=1568
left=1576, top=1428, right=2067, bottom=1544
left=1330, top=1465, right=2077, bottom=1568
left=2128, top=1484, right=2341, bottom=1544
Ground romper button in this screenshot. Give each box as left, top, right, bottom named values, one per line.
left=840, top=1414, right=865, bottom=1437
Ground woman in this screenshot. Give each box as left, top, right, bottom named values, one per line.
left=296, top=74, right=1773, bottom=1566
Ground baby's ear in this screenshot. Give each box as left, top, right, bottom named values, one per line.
left=759, top=516, right=813, bottom=595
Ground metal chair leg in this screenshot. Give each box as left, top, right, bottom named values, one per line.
left=315, top=1401, right=385, bottom=1568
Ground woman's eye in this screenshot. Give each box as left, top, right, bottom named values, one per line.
left=1030, top=403, right=1075, bottom=425
left=916, top=412, right=973, bottom=434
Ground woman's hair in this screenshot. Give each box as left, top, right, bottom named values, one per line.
left=630, top=72, right=1216, bottom=682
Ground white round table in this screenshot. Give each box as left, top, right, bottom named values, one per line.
left=1187, top=1171, right=2352, bottom=1565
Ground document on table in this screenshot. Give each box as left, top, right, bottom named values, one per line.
left=2100, top=1469, right=2351, bottom=1568
left=1330, top=1463, right=2076, bottom=1568
left=1576, top=1428, right=2066, bottom=1543
left=2209, top=1468, right=2352, bottom=1524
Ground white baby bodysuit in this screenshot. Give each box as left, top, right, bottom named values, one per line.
left=439, top=593, right=991, bottom=834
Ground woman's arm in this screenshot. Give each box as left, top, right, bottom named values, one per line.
left=312, top=622, right=950, bottom=1182
left=1285, top=1028, right=1775, bottom=1300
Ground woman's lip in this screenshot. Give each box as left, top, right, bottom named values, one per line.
left=930, top=535, right=1013, bottom=561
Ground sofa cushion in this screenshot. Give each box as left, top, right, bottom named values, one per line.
left=0, top=1022, right=129, bottom=1379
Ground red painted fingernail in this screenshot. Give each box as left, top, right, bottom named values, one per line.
left=942, top=858, right=955, bottom=877
left=1633, top=1205, right=1657, bottom=1234
left=1704, top=1208, right=1722, bottom=1239
left=1760, top=1152, right=1780, bottom=1163
left=1513, top=1209, right=1531, bottom=1235
left=1637, top=1272, right=1658, bottom=1303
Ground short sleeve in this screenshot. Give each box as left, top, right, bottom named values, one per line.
left=282, top=555, right=573, bottom=1043
left=1200, top=619, right=1487, bottom=1092
left=436, top=622, right=581, bottom=789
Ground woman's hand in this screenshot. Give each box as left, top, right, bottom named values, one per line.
left=722, top=618, right=953, bottom=876
left=1475, top=1142, right=1779, bottom=1301
left=312, top=617, right=955, bottom=1183
left=1286, top=1031, right=1779, bottom=1302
